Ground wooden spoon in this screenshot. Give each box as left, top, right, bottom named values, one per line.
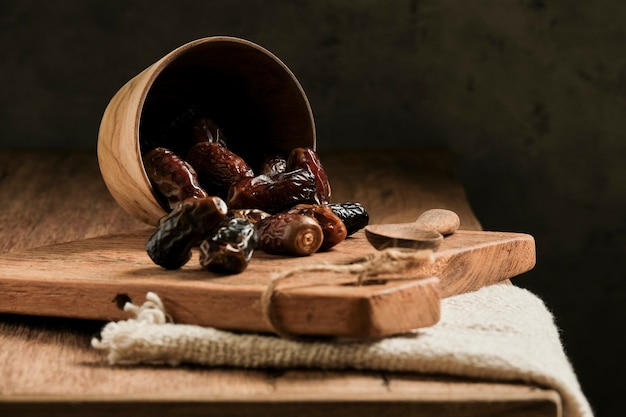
left=364, top=224, right=443, bottom=250
left=364, top=209, right=460, bottom=251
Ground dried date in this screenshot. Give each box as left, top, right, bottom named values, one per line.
left=287, top=204, right=347, bottom=251
left=143, top=147, right=208, bottom=210
left=227, top=168, right=316, bottom=214
left=199, top=217, right=258, bottom=274
left=259, top=153, right=287, bottom=177
left=328, top=202, right=370, bottom=236
left=286, top=148, right=331, bottom=204
left=146, top=196, right=228, bottom=269
left=229, top=208, right=271, bottom=224
left=256, top=212, right=323, bottom=256
left=186, top=141, right=254, bottom=198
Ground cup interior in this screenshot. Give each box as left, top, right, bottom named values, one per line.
left=139, top=38, right=316, bottom=172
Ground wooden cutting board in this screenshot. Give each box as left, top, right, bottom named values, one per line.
left=0, top=228, right=535, bottom=339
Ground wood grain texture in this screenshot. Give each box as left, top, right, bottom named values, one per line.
left=0, top=150, right=558, bottom=416
left=0, top=229, right=534, bottom=338
left=0, top=150, right=145, bottom=253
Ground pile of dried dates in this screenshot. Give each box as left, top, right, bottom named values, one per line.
left=143, top=113, right=369, bottom=274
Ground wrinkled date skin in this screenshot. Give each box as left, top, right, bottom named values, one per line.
left=199, top=217, right=258, bottom=274
left=328, top=202, right=370, bottom=236
left=287, top=204, right=347, bottom=251
left=256, top=212, right=323, bottom=256
left=187, top=142, right=254, bottom=198
left=143, top=147, right=209, bottom=210
left=229, top=208, right=271, bottom=224
left=227, top=169, right=317, bottom=214
left=287, top=148, right=331, bottom=204
left=146, top=196, right=228, bottom=269
left=259, top=153, right=287, bottom=177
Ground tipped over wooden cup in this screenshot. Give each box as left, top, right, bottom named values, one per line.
left=98, top=36, right=316, bottom=225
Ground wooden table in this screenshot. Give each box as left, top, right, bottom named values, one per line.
left=0, top=149, right=561, bottom=417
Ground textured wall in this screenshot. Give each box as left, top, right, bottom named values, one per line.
left=2, top=1, right=624, bottom=414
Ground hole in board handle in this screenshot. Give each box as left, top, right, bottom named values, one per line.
left=113, top=293, right=132, bottom=310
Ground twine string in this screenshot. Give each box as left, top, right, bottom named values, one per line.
left=261, top=247, right=435, bottom=339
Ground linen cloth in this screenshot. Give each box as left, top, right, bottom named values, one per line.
left=92, top=284, right=593, bottom=417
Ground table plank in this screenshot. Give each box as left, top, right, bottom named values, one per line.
left=0, top=149, right=559, bottom=416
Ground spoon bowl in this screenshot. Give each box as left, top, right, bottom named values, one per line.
left=364, top=223, right=444, bottom=251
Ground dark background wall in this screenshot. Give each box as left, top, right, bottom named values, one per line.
left=1, top=1, right=623, bottom=415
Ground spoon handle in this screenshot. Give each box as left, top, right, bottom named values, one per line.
left=415, top=209, right=460, bottom=236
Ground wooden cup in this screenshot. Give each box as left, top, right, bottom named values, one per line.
left=98, top=36, right=316, bottom=225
